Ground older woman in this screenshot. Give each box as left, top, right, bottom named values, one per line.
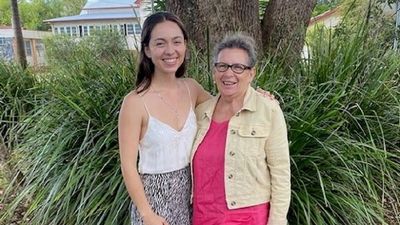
left=191, top=34, right=291, bottom=225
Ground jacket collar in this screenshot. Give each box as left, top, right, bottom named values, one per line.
left=202, top=86, right=257, bottom=120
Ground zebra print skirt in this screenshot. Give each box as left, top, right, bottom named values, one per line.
left=130, top=166, right=192, bottom=225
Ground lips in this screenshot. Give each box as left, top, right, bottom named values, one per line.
left=163, top=57, right=178, bottom=65
left=222, top=81, right=237, bottom=86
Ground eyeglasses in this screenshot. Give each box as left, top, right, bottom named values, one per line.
left=214, top=62, right=252, bottom=74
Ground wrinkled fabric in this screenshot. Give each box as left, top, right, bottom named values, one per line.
left=192, top=86, right=290, bottom=225
left=193, top=120, right=269, bottom=225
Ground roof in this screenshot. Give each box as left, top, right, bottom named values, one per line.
left=44, top=0, right=146, bottom=24
left=308, top=7, right=339, bottom=26
left=44, top=13, right=136, bottom=23
left=83, top=0, right=141, bottom=9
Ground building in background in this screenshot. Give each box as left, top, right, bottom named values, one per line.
left=44, top=0, right=151, bottom=50
left=308, top=7, right=341, bottom=30
left=0, top=26, right=51, bottom=66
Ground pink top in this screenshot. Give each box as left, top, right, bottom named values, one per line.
left=193, top=120, right=269, bottom=225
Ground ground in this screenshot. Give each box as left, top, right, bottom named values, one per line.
left=0, top=144, right=27, bottom=225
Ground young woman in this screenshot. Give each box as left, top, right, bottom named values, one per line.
left=118, top=12, right=210, bottom=225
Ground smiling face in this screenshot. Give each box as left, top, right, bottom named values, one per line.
left=144, top=21, right=186, bottom=76
left=214, top=48, right=255, bottom=99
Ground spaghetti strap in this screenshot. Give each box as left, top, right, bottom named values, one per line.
left=139, top=96, right=151, bottom=117
left=182, top=80, right=193, bottom=108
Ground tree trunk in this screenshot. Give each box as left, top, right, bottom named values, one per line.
left=165, top=0, right=205, bottom=49
left=197, top=0, right=261, bottom=50
left=166, top=0, right=260, bottom=52
left=261, top=0, right=317, bottom=64
left=166, top=0, right=316, bottom=67
left=10, top=0, right=27, bottom=69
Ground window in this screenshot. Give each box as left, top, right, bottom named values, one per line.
left=60, top=27, right=65, bottom=34
left=54, top=27, right=59, bottom=34
left=112, top=24, right=119, bottom=33
left=35, top=40, right=45, bottom=57
left=120, top=25, right=125, bottom=35
left=72, top=27, right=77, bottom=36
left=83, top=26, right=89, bottom=36
left=89, top=25, right=94, bottom=35
left=101, top=25, right=109, bottom=31
left=24, top=40, right=32, bottom=56
left=134, top=23, right=141, bottom=34
left=127, top=24, right=134, bottom=35
left=66, top=27, right=71, bottom=36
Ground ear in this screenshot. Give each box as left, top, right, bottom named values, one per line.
left=249, top=67, right=256, bottom=79
left=144, top=46, right=151, bottom=58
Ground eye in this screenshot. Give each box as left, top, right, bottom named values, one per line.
left=232, top=64, right=245, bottom=71
left=217, top=63, right=227, bottom=69
left=215, top=63, right=228, bottom=72
left=155, top=42, right=165, bottom=47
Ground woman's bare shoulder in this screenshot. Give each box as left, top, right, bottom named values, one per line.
left=121, top=90, right=146, bottom=113
left=182, top=77, right=201, bottom=89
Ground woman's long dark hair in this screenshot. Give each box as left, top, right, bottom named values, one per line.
left=136, top=11, right=189, bottom=94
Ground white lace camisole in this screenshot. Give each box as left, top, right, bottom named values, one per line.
left=138, top=82, right=197, bottom=174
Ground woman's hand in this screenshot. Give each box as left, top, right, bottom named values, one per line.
left=256, top=87, right=277, bottom=102
left=142, top=212, right=169, bottom=225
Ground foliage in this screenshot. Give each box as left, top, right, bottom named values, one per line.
left=152, top=0, right=166, bottom=12
left=1, top=33, right=136, bottom=225
left=256, top=15, right=400, bottom=225
left=44, top=31, right=129, bottom=69
left=312, top=0, right=342, bottom=16
left=1, top=3, right=399, bottom=225
left=0, top=0, right=11, bottom=25
left=0, top=0, right=86, bottom=30
left=0, top=62, right=35, bottom=150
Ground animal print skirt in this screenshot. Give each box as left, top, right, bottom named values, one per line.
left=130, top=166, right=192, bottom=225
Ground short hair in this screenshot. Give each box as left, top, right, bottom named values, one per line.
left=213, top=33, right=257, bottom=67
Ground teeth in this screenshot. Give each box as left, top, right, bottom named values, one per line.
left=163, top=58, right=176, bottom=63
left=223, top=81, right=236, bottom=85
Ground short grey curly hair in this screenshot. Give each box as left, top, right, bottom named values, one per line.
left=212, top=33, right=257, bottom=67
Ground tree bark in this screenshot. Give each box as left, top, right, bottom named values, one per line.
left=166, top=0, right=317, bottom=67
left=166, top=0, right=260, bottom=52
left=10, top=0, right=27, bottom=69
left=165, top=0, right=206, bottom=50
left=261, top=0, right=317, bottom=64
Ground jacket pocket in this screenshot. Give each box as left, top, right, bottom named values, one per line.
left=237, top=125, right=269, bottom=157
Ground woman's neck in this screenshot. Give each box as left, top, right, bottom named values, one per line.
left=213, top=92, right=246, bottom=122
left=151, top=72, right=180, bottom=92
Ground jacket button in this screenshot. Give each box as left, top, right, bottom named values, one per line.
left=230, top=201, right=236, bottom=206
left=230, top=130, right=236, bottom=135
left=228, top=174, right=233, bottom=179
left=251, top=130, right=256, bottom=135
left=229, top=151, right=235, bottom=156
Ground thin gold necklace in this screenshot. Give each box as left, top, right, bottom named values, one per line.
left=155, top=91, right=180, bottom=122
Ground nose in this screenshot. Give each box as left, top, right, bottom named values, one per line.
left=165, top=43, right=174, bottom=54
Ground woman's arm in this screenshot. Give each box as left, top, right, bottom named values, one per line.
left=184, top=78, right=212, bottom=106
left=118, top=93, right=168, bottom=225
left=185, top=78, right=275, bottom=107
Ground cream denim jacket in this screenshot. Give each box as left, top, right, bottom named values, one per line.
left=191, top=86, right=291, bottom=225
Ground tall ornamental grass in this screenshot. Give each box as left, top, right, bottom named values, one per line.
left=1, top=17, right=399, bottom=225
left=0, top=62, right=35, bottom=150
left=1, top=34, right=136, bottom=225
left=256, top=21, right=399, bottom=224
